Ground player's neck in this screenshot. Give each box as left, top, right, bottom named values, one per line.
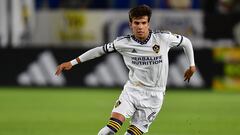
left=135, top=31, right=150, bottom=41
left=131, top=31, right=152, bottom=45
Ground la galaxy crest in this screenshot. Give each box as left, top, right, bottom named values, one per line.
left=114, top=100, right=121, bottom=108
left=152, top=45, right=160, bottom=53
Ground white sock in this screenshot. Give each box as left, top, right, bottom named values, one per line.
left=98, top=126, right=115, bottom=135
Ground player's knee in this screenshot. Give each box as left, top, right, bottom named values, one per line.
left=125, top=125, right=144, bottom=135
left=98, top=126, right=114, bottom=135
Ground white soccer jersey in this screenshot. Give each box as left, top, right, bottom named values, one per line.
left=79, top=30, right=195, bottom=92
left=102, top=31, right=194, bottom=92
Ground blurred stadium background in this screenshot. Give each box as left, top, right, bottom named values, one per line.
left=0, top=0, right=240, bottom=135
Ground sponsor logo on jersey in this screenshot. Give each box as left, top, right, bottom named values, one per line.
left=131, top=56, right=162, bottom=65
left=152, top=45, right=160, bottom=53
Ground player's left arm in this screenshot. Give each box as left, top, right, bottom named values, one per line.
left=166, top=32, right=196, bottom=82
left=180, top=36, right=196, bottom=82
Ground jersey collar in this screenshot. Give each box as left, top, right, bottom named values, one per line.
left=131, top=31, right=152, bottom=45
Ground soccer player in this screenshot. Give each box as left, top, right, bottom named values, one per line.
left=55, top=5, right=196, bottom=135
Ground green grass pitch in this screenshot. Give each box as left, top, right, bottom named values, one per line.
left=0, top=87, right=240, bottom=135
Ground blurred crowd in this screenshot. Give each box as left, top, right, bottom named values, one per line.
left=0, top=0, right=240, bottom=48
left=35, top=0, right=240, bottom=14
left=35, top=0, right=201, bottom=10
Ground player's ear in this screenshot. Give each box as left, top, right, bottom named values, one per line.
left=129, top=22, right=132, bottom=30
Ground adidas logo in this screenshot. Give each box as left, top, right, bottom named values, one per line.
left=17, top=51, right=66, bottom=86
left=131, top=49, right=137, bottom=53
left=84, top=53, right=128, bottom=86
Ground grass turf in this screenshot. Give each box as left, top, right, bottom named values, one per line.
left=0, top=87, right=240, bottom=135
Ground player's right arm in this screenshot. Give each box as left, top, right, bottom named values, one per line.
left=55, top=42, right=116, bottom=76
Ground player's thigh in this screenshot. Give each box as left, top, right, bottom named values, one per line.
left=111, top=90, right=136, bottom=119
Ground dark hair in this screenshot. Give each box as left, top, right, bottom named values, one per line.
left=129, top=5, right=152, bottom=22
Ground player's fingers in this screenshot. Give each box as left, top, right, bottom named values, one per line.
left=187, top=73, right=193, bottom=82
left=184, top=76, right=190, bottom=82
left=184, top=73, right=187, bottom=78
left=187, top=77, right=190, bottom=83
left=55, top=69, right=60, bottom=76
left=55, top=66, right=59, bottom=75
left=184, top=70, right=190, bottom=77
left=184, top=74, right=189, bottom=81
left=184, top=68, right=195, bottom=82
left=184, top=72, right=191, bottom=82
left=55, top=66, right=63, bottom=76
left=184, top=73, right=188, bottom=81
left=184, top=76, right=190, bottom=81
left=188, top=71, right=193, bottom=78
left=184, top=70, right=188, bottom=78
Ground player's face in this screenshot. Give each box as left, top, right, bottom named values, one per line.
left=129, top=16, right=150, bottom=41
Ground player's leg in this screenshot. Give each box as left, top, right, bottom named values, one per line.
left=98, top=112, right=125, bottom=135
left=124, top=109, right=146, bottom=135
left=98, top=126, right=115, bottom=135
left=124, top=108, right=160, bottom=135
left=98, top=89, right=135, bottom=135
left=124, top=90, right=164, bottom=134
left=124, top=124, right=144, bottom=135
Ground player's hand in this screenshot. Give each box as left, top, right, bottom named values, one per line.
left=184, top=66, right=196, bottom=83
left=55, top=62, right=72, bottom=76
